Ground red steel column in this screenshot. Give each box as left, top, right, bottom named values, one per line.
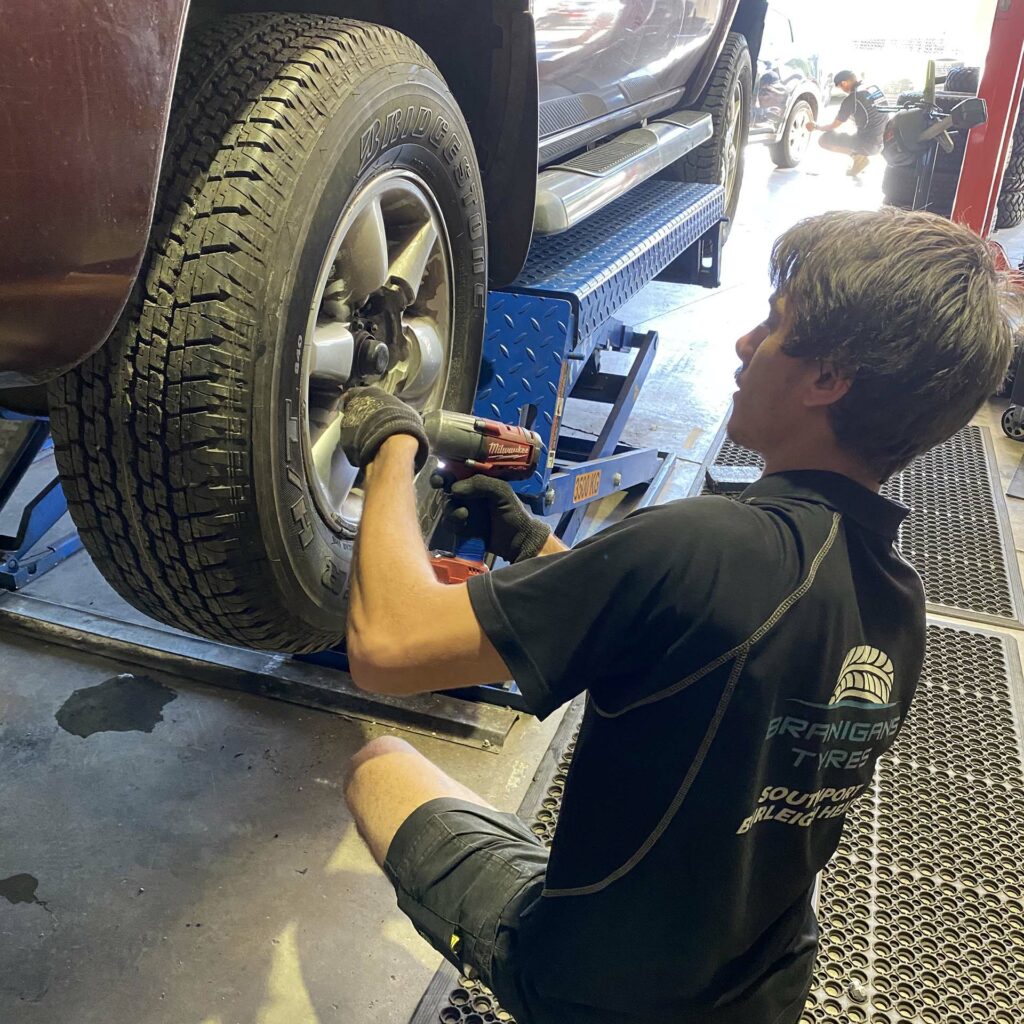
left=952, top=0, right=1024, bottom=236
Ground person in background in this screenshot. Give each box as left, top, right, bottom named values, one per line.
left=809, top=70, right=888, bottom=176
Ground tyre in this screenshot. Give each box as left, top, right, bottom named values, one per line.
left=1003, top=150, right=1024, bottom=193
left=49, top=14, right=486, bottom=652
left=769, top=98, right=814, bottom=168
left=944, top=65, right=979, bottom=94
left=882, top=165, right=958, bottom=216
left=997, top=190, right=1024, bottom=229
left=660, top=32, right=752, bottom=235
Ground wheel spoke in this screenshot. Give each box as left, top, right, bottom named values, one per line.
left=396, top=317, right=445, bottom=403
left=335, top=197, right=388, bottom=306
left=311, top=415, right=359, bottom=511
left=310, top=322, right=355, bottom=384
left=389, top=220, right=439, bottom=305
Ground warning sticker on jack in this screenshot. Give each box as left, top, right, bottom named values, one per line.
left=573, top=470, right=601, bottom=503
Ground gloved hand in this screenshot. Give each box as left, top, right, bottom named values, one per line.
left=443, top=476, right=552, bottom=563
left=338, top=386, right=429, bottom=471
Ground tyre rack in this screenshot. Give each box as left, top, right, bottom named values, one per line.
left=0, top=179, right=724, bottom=729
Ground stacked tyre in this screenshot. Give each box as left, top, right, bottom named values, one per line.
left=997, top=92, right=1024, bottom=228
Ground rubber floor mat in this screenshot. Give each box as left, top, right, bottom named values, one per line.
left=706, top=426, right=1024, bottom=626
left=801, top=622, right=1024, bottom=1024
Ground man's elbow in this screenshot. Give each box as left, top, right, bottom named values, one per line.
left=346, top=627, right=418, bottom=695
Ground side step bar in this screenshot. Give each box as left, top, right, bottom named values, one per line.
left=533, top=111, right=713, bottom=236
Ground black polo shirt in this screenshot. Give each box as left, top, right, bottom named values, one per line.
left=467, top=471, right=926, bottom=1024
left=837, top=84, right=888, bottom=144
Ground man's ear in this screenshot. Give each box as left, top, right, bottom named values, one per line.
left=804, top=363, right=853, bottom=409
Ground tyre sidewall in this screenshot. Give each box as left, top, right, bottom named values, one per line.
left=255, top=64, right=486, bottom=630
left=720, top=45, right=751, bottom=222
left=778, top=99, right=812, bottom=167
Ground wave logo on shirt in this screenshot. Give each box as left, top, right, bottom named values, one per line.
left=828, top=646, right=894, bottom=706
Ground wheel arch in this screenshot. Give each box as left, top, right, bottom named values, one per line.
left=185, top=0, right=538, bottom=286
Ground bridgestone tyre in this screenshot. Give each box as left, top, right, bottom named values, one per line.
left=769, top=98, right=813, bottom=168
left=661, top=32, right=752, bottom=235
left=49, top=14, right=486, bottom=652
left=997, top=190, right=1024, bottom=229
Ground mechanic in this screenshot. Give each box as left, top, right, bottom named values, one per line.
left=340, top=208, right=1012, bottom=1024
left=808, top=70, right=889, bottom=176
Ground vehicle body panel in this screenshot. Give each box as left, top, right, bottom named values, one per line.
left=0, top=0, right=189, bottom=386
left=535, top=1, right=725, bottom=140
left=748, top=4, right=825, bottom=142
left=0, top=0, right=752, bottom=385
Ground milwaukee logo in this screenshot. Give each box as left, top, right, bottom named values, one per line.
left=486, top=442, right=529, bottom=458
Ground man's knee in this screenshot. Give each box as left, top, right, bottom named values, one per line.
left=346, top=736, right=417, bottom=793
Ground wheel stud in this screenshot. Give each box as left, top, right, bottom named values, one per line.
left=354, top=329, right=390, bottom=378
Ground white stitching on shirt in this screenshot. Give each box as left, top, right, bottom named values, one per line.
left=543, top=648, right=750, bottom=899
left=591, top=512, right=842, bottom=718
left=543, top=512, right=843, bottom=899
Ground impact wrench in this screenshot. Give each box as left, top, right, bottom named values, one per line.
left=422, top=410, right=543, bottom=584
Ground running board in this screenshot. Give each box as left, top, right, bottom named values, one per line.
left=533, top=111, right=713, bottom=236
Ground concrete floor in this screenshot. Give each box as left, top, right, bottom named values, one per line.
left=5, top=127, right=1021, bottom=1024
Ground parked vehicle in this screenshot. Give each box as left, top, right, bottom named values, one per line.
left=0, top=0, right=768, bottom=652
left=748, top=4, right=829, bottom=168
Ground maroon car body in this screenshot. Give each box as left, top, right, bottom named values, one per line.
left=1, top=1, right=188, bottom=384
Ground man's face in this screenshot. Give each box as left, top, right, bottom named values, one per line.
left=727, top=295, right=829, bottom=455
left=838, top=79, right=855, bottom=94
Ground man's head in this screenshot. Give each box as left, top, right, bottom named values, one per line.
left=833, top=70, right=858, bottom=93
left=728, top=208, right=1015, bottom=482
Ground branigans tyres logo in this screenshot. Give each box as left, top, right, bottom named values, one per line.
left=828, top=646, right=894, bottom=705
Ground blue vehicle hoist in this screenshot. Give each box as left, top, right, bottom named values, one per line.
left=0, top=179, right=725, bottom=725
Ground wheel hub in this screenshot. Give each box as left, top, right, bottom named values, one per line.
left=300, top=170, right=454, bottom=535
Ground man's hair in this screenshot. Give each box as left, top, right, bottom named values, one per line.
left=771, top=207, right=1016, bottom=480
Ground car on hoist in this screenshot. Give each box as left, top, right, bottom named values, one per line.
left=0, top=0, right=768, bottom=653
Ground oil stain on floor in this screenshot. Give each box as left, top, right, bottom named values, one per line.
left=54, top=673, right=177, bottom=738
left=0, top=873, right=48, bottom=910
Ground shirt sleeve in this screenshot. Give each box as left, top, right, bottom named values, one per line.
left=466, top=507, right=681, bottom=717
left=836, top=94, right=853, bottom=123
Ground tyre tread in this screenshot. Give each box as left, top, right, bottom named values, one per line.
left=50, top=14, right=439, bottom=651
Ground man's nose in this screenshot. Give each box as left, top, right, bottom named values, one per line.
left=735, top=325, right=761, bottom=363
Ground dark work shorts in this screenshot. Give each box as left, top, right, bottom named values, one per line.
left=383, top=797, right=548, bottom=1007
left=820, top=130, right=882, bottom=156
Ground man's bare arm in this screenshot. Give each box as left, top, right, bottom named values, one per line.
left=346, top=435, right=511, bottom=695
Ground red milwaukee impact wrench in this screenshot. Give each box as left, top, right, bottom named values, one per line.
left=422, top=410, right=542, bottom=584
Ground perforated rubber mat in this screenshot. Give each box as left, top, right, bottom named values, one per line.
left=801, top=623, right=1024, bottom=1024
left=706, top=427, right=1024, bottom=626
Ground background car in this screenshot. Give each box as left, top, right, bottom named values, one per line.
left=748, top=3, right=830, bottom=167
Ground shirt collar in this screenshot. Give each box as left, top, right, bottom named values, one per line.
left=741, top=470, right=908, bottom=540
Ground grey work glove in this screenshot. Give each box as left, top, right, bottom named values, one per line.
left=338, top=386, right=429, bottom=471
left=444, top=476, right=552, bottom=563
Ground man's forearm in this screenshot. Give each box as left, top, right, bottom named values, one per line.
left=539, top=533, right=568, bottom=555
left=348, top=436, right=437, bottom=648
